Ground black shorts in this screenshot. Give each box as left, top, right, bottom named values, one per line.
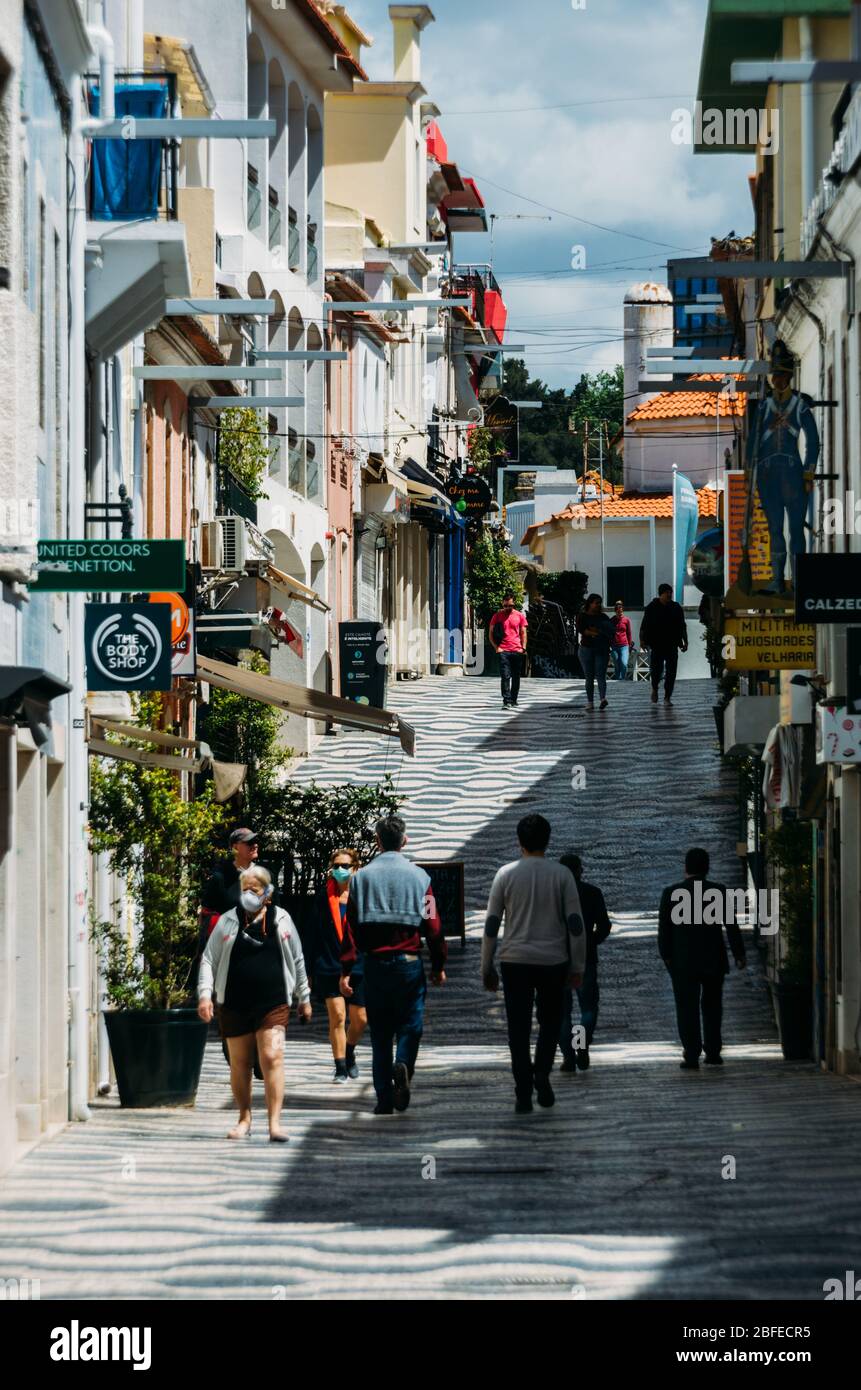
left=315, top=972, right=366, bottom=1008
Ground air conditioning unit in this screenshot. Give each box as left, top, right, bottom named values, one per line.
left=200, top=516, right=249, bottom=573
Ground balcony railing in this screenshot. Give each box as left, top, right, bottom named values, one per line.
left=218, top=468, right=258, bottom=526
left=287, top=431, right=304, bottom=493
left=306, top=232, right=318, bottom=282
left=288, top=208, right=301, bottom=271
left=801, top=84, right=861, bottom=255
left=247, top=164, right=262, bottom=233
left=86, top=71, right=179, bottom=221
left=305, top=439, right=320, bottom=500
left=268, top=187, right=281, bottom=252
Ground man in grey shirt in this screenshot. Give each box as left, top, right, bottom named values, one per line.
left=483, top=814, right=585, bottom=1112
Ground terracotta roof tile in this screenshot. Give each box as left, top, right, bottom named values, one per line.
left=626, top=373, right=746, bottom=423
left=520, top=486, right=718, bottom=546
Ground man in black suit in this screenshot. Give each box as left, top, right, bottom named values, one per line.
left=659, top=846, right=746, bottom=1070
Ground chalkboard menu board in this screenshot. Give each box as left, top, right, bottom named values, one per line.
left=417, top=861, right=466, bottom=949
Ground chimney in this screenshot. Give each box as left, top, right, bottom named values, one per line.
left=389, top=5, right=434, bottom=82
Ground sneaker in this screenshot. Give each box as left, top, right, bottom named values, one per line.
left=374, top=1102, right=394, bottom=1115
left=345, top=1047, right=359, bottom=1080
left=585, top=701, right=594, bottom=710
left=704, top=1054, right=723, bottom=1066
left=558, top=1056, right=577, bottom=1074
left=599, top=699, right=608, bottom=710
left=679, top=1059, right=699, bottom=1071
left=392, top=1061, right=411, bottom=1112
left=534, top=1074, right=555, bottom=1108
left=664, top=696, right=673, bottom=706
left=574, top=1047, right=590, bottom=1071
left=515, top=1096, right=533, bottom=1114
left=650, top=689, right=658, bottom=704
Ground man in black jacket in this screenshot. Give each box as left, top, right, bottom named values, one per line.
left=557, top=853, right=611, bottom=1072
left=659, top=847, right=746, bottom=1069
left=640, top=583, right=688, bottom=706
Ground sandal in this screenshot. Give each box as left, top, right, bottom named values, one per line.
left=227, top=1120, right=252, bottom=1139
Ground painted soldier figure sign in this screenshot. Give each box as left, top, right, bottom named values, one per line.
left=732, top=340, right=819, bottom=609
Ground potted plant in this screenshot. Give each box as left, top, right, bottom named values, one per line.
left=766, top=820, right=814, bottom=1061
left=88, top=696, right=227, bottom=1107
left=254, top=776, right=403, bottom=957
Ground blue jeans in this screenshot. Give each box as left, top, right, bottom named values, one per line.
left=756, top=454, right=806, bottom=591
left=362, top=954, right=427, bottom=1105
left=559, top=955, right=599, bottom=1058
left=579, top=646, right=607, bottom=702
left=612, top=645, right=629, bottom=680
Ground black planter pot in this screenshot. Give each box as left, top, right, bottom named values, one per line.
left=104, top=1008, right=208, bottom=1107
left=771, top=982, right=813, bottom=1061
left=712, top=704, right=725, bottom=746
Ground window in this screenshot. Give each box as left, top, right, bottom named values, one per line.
left=606, top=565, right=644, bottom=610
left=54, top=230, right=62, bottom=534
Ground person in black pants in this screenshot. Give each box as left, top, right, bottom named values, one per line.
left=488, top=591, right=528, bottom=709
left=658, top=847, right=746, bottom=1070
left=482, top=815, right=586, bottom=1112
left=557, top=852, right=612, bottom=1071
left=639, top=583, right=688, bottom=705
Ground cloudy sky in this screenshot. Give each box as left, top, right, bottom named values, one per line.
left=343, top=0, right=755, bottom=390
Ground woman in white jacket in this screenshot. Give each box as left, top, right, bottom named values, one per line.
left=197, top=865, right=311, bottom=1141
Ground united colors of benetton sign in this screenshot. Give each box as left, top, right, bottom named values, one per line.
left=30, top=540, right=185, bottom=592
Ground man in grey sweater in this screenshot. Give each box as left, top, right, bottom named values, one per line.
left=483, top=814, right=586, bottom=1112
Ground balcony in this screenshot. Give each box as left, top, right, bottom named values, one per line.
left=84, top=70, right=190, bottom=356
left=305, top=440, right=320, bottom=501
left=219, top=469, right=258, bottom=526
left=450, top=265, right=507, bottom=340
left=801, top=84, right=861, bottom=256
left=86, top=72, right=179, bottom=221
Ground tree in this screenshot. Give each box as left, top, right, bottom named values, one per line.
left=88, top=694, right=228, bottom=1009
left=498, top=361, right=625, bottom=492
left=217, top=406, right=277, bottom=502
left=466, top=533, right=524, bottom=625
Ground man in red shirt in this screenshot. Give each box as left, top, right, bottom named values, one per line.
left=489, top=591, right=528, bottom=710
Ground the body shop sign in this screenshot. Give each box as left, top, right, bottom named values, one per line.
left=85, top=602, right=173, bottom=691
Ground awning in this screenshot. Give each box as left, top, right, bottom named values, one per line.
left=87, top=715, right=247, bottom=799
left=197, top=655, right=416, bottom=757
left=266, top=563, right=330, bottom=613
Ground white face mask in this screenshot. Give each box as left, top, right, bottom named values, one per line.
left=240, top=888, right=268, bottom=914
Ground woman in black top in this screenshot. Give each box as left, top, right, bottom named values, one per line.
left=576, top=593, right=614, bottom=710
left=198, top=865, right=311, bottom=1141
left=312, top=848, right=367, bottom=1083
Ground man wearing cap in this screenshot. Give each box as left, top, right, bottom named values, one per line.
left=748, top=339, right=819, bottom=595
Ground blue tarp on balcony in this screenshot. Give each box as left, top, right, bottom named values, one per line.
left=90, top=82, right=169, bottom=221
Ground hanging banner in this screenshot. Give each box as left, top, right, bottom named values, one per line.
left=147, top=590, right=195, bottom=676
left=446, top=473, right=492, bottom=518
left=85, top=602, right=173, bottom=691
left=724, top=614, right=816, bottom=670
left=672, top=471, right=699, bottom=601
left=724, top=471, right=772, bottom=594
left=484, top=396, right=519, bottom=464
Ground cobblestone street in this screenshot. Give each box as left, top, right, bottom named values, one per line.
left=2, top=677, right=859, bottom=1299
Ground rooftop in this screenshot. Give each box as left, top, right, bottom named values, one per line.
left=626, top=374, right=747, bottom=424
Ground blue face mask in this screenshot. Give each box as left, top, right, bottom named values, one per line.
left=331, top=866, right=352, bottom=884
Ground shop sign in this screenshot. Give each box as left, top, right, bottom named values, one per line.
left=84, top=602, right=172, bottom=691
left=724, top=615, right=816, bottom=669
left=795, top=553, right=861, bottom=623
left=31, top=540, right=185, bottom=593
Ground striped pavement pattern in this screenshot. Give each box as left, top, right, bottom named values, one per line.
left=1, top=676, right=859, bottom=1299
